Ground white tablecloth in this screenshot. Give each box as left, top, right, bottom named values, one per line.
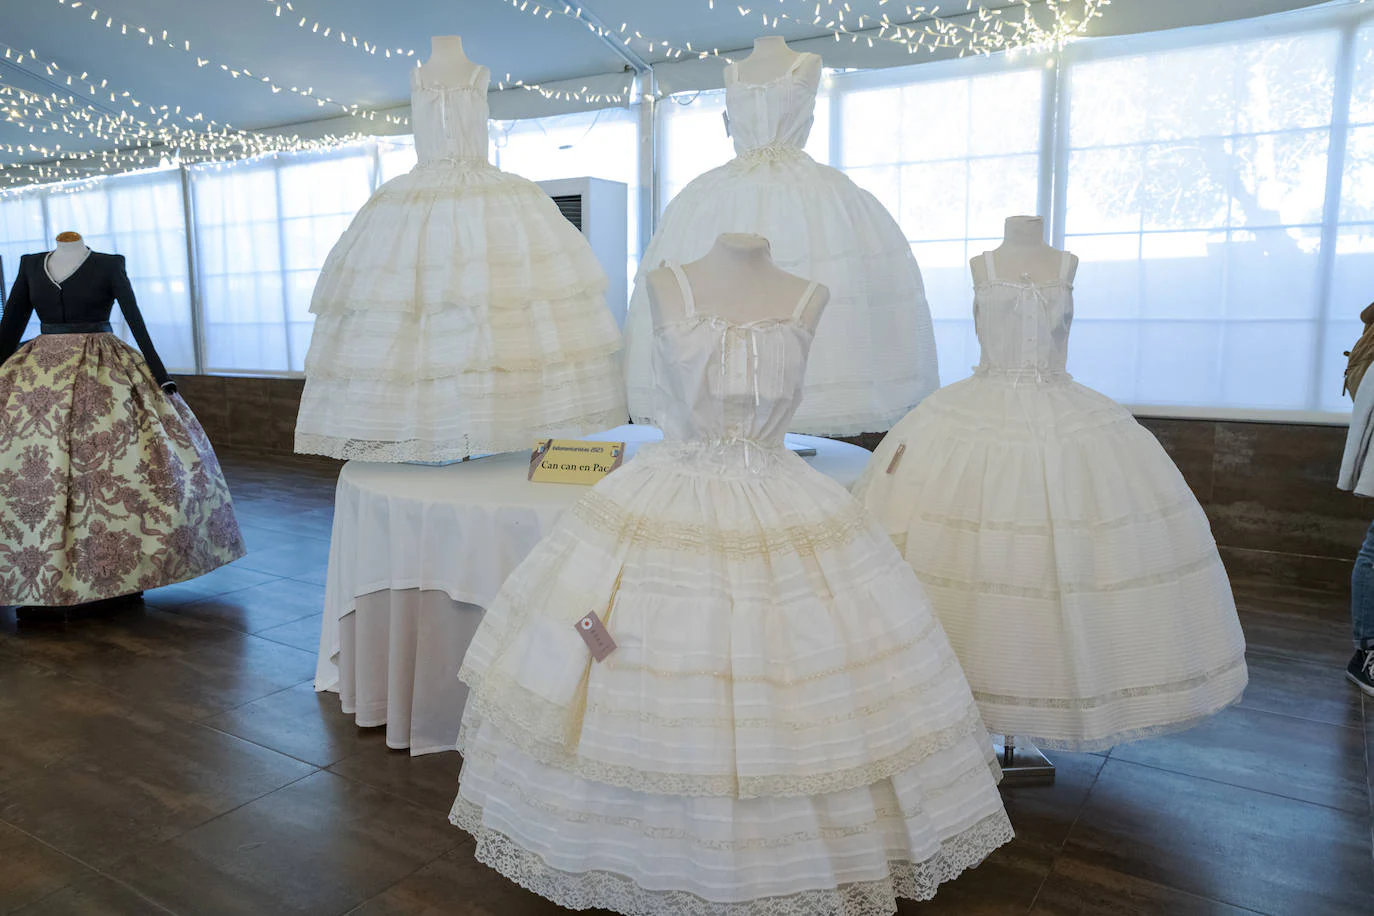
left=315, top=424, right=872, bottom=753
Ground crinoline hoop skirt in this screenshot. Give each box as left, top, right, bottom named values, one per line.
left=296, top=161, right=627, bottom=462
left=451, top=441, right=1013, bottom=915
left=852, top=373, right=1248, bottom=751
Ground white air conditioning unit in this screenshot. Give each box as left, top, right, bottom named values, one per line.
left=538, top=177, right=629, bottom=327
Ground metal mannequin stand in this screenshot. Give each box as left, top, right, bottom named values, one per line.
left=995, top=735, right=1055, bottom=787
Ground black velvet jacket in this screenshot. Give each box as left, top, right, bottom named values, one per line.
left=0, top=250, right=170, bottom=386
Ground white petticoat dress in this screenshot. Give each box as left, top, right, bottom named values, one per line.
left=295, top=65, right=626, bottom=462
left=450, top=265, right=1012, bottom=915
left=852, top=253, right=1248, bottom=751
left=622, top=53, right=938, bottom=436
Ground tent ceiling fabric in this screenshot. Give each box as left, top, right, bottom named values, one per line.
left=0, top=0, right=1333, bottom=171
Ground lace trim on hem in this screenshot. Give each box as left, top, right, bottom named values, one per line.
left=292, top=406, right=630, bottom=462
left=892, top=498, right=1205, bottom=537
left=569, top=490, right=873, bottom=559
left=449, top=798, right=1015, bottom=916
left=458, top=747, right=1003, bottom=850
left=917, top=550, right=1227, bottom=600
left=1000, top=686, right=1248, bottom=753
left=972, top=653, right=1247, bottom=713
left=307, top=276, right=611, bottom=317
left=456, top=688, right=988, bottom=799
left=301, top=340, right=624, bottom=381
left=599, top=615, right=942, bottom=686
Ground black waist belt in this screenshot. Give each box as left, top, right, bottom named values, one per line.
left=41, top=321, right=113, bottom=335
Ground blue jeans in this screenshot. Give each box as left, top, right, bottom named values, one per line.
left=1353, top=519, right=1374, bottom=649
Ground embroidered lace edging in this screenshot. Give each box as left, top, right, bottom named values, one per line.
left=449, top=798, right=1014, bottom=916
left=458, top=747, right=1002, bottom=851
left=570, top=490, right=874, bottom=560
left=983, top=656, right=1249, bottom=752
left=292, top=404, right=629, bottom=462
left=917, top=550, right=1227, bottom=601
left=456, top=685, right=989, bottom=799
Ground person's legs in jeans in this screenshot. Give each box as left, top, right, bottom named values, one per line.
left=1347, top=519, right=1374, bottom=692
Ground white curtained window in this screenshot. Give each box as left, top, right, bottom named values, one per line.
left=2, top=2, right=1371, bottom=417
left=189, top=148, right=376, bottom=374
left=491, top=106, right=641, bottom=300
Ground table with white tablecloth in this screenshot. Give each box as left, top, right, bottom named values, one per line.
left=314, top=424, right=872, bottom=755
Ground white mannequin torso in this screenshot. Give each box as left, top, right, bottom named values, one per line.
left=646, top=233, right=828, bottom=329
left=732, top=36, right=818, bottom=86
left=971, top=216, right=1078, bottom=286
left=419, top=35, right=482, bottom=87
left=46, top=236, right=91, bottom=285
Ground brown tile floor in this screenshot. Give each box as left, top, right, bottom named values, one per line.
left=1, top=449, right=1372, bottom=916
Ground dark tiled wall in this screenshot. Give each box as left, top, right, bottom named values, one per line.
left=1138, top=418, right=1368, bottom=598
left=174, top=375, right=304, bottom=453
left=176, top=375, right=1369, bottom=596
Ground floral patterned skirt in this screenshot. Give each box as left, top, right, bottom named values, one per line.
left=0, top=333, right=246, bottom=606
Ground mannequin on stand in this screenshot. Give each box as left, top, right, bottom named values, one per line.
left=420, top=35, right=482, bottom=87
left=732, top=35, right=819, bottom=86
left=645, top=233, right=827, bottom=329
left=972, top=215, right=1078, bottom=287
left=0, top=232, right=246, bottom=616
left=46, top=230, right=92, bottom=284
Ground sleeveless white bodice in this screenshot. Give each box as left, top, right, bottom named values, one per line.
left=973, top=251, right=1075, bottom=381
left=652, top=265, right=817, bottom=448
left=724, top=54, right=819, bottom=155
left=410, top=66, right=491, bottom=164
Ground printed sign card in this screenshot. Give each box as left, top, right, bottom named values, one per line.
left=529, top=439, right=626, bottom=485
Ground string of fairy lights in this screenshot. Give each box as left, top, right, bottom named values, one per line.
left=0, top=0, right=1111, bottom=189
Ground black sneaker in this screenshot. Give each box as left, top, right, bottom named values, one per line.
left=1346, top=649, right=1374, bottom=697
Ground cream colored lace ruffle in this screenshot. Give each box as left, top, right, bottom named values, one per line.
left=450, top=797, right=1015, bottom=916
left=293, top=402, right=629, bottom=463
left=917, top=551, right=1225, bottom=601
left=569, top=489, right=873, bottom=560
left=458, top=743, right=1002, bottom=850
left=456, top=679, right=989, bottom=799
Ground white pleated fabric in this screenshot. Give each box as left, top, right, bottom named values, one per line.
left=451, top=268, right=1012, bottom=914
left=852, top=253, right=1247, bottom=752
left=296, top=65, right=626, bottom=462
left=622, top=54, right=938, bottom=437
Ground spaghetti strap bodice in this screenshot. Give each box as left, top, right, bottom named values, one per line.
left=652, top=265, right=816, bottom=448
left=409, top=65, right=491, bottom=164
left=973, top=251, right=1074, bottom=380
left=723, top=53, right=819, bottom=155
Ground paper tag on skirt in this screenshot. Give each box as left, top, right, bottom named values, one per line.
left=885, top=443, right=907, bottom=474
left=575, top=611, right=617, bottom=662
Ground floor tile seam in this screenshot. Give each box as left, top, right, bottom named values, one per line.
left=99, top=767, right=322, bottom=884
left=1045, top=752, right=1108, bottom=858
left=1242, top=635, right=1351, bottom=656
left=195, top=724, right=337, bottom=772
left=232, top=557, right=332, bottom=578
left=1101, top=757, right=1368, bottom=817
left=44, top=630, right=315, bottom=725
left=237, top=523, right=334, bottom=546
left=13, top=875, right=180, bottom=916
left=193, top=676, right=316, bottom=724
left=1243, top=645, right=1359, bottom=667
left=1035, top=763, right=1279, bottom=916
left=321, top=761, right=467, bottom=827
left=252, top=624, right=323, bottom=651
left=335, top=850, right=459, bottom=916
left=164, top=601, right=320, bottom=640
left=1027, top=859, right=1274, bottom=916
left=1231, top=699, right=1366, bottom=732
left=0, top=816, right=181, bottom=916
left=157, top=576, right=296, bottom=621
